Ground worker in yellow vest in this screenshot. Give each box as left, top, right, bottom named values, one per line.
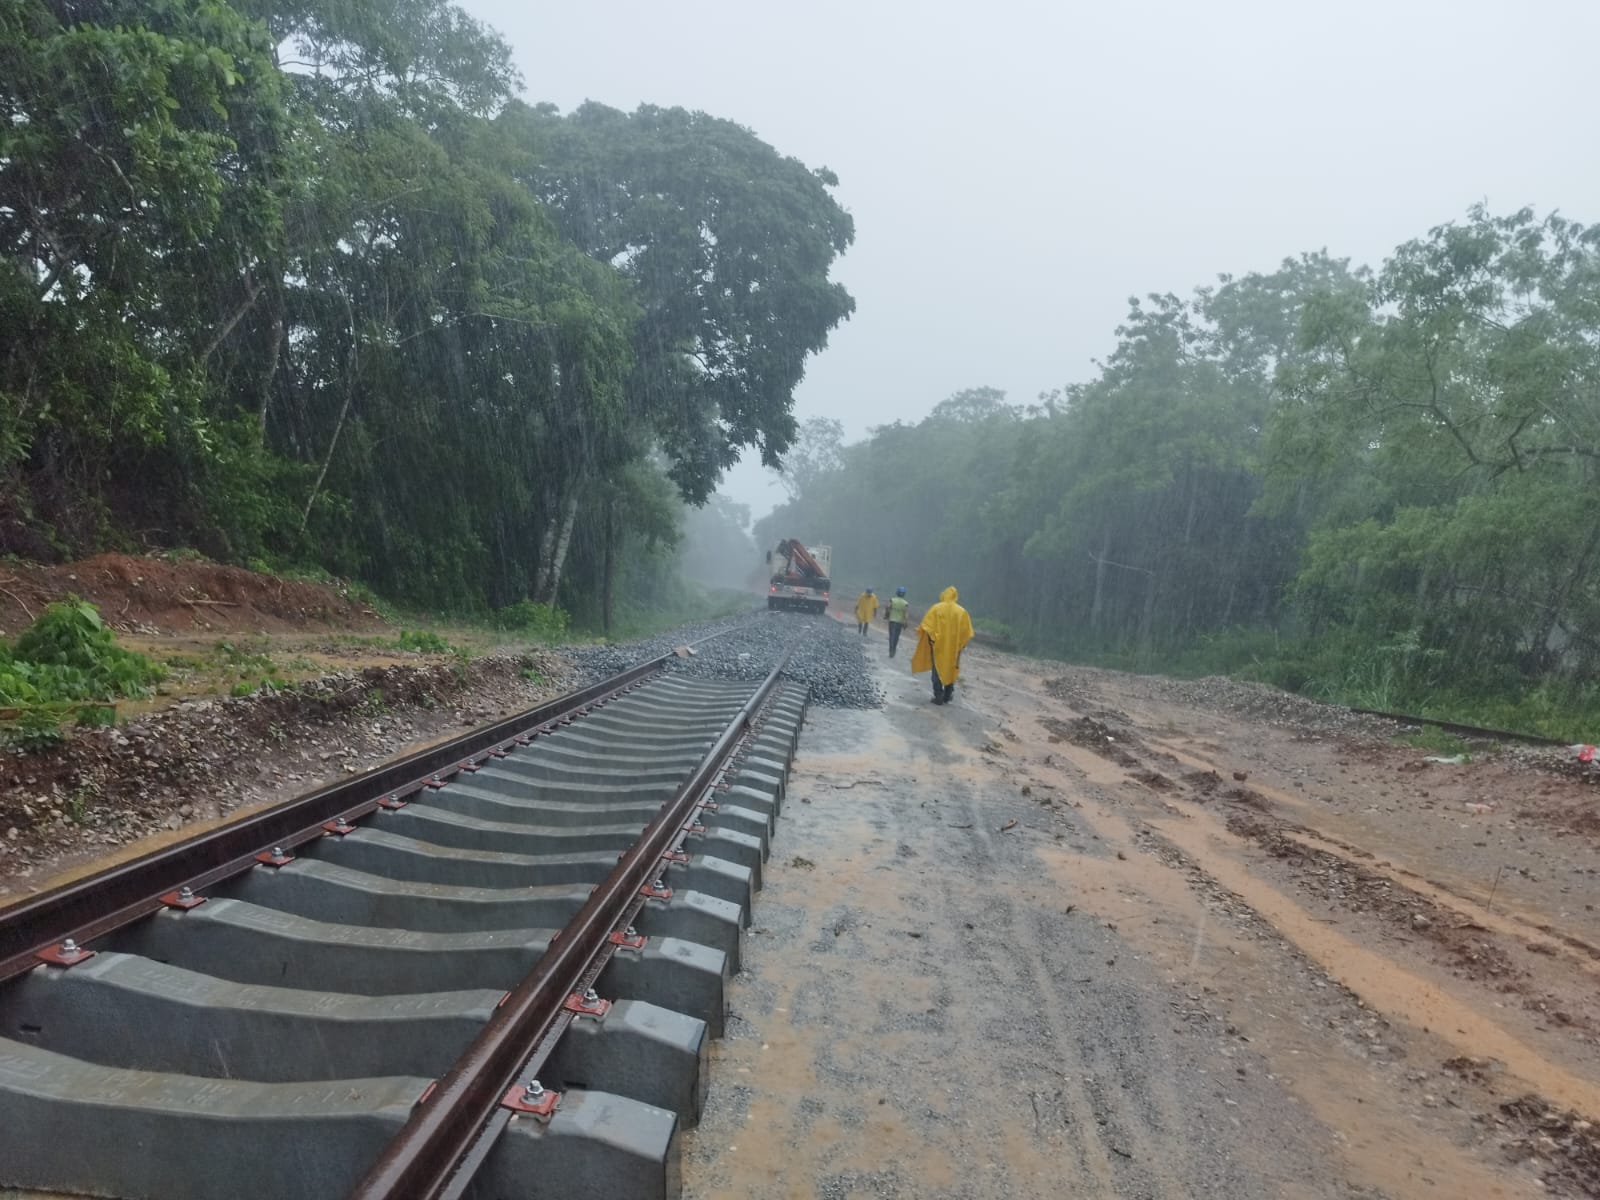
left=885, top=587, right=910, bottom=658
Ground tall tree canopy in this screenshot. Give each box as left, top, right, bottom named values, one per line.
left=762, top=210, right=1600, bottom=736
left=503, top=100, right=856, bottom=501
left=0, top=0, right=854, bottom=617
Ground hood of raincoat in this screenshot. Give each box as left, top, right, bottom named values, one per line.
left=911, top=587, right=974, bottom=683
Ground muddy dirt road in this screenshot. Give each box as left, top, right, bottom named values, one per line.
left=683, top=641, right=1600, bottom=1199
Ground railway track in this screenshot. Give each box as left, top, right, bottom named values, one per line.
left=1346, top=706, right=1570, bottom=747
left=0, top=634, right=808, bottom=1200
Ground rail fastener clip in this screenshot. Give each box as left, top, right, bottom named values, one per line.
left=159, top=885, right=206, bottom=910
left=36, top=938, right=95, bottom=967
left=563, top=989, right=611, bottom=1019
left=501, top=1080, right=560, bottom=1120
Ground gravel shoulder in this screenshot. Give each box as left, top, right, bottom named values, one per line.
left=684, top=625, right=1598, bottom=1198
left=0, top=650, right=574, bottom=904
left=686, top=638, right=1358, bottom=1198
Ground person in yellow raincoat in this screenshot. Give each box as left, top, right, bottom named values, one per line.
left=854, top=588, right=877, bottom=635
left=912, top=586, right=974, bottom=704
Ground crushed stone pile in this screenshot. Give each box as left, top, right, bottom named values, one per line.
left=566, top=611, right=883, bottom=709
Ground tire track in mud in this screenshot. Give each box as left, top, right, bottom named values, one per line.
left=1020, top=698, right=1600, bottom=1198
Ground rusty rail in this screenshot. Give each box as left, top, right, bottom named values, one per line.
left=1345, top=706, right=1568, bottom=747
left=346, top=651, right=792, bottom=1200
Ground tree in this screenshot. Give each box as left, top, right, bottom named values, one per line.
left=777, top=417, right=846, bottom=500
left=927, top=386, right=1015, bottom=424
left=501, top=100, right=857, bottom=501
left=1274, top=207, right=1600, bottom=686
left=0, top=0, right=861, bottom=625
left=0, top=0, right=294, bottom=555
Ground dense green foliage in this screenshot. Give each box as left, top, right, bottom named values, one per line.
left=760, top=208, right=1600, bottom=737
left=0, top=599, right=164, bottom=740
left=1, top=0, right=852, bottom=622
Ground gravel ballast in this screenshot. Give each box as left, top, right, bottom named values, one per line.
left=566, top=610, right=883, bottom=709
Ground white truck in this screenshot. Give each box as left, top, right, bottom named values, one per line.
left=766, top=540, right=832, bottom=614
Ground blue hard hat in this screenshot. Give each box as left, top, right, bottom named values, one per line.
left=896, top=587, right=906, bottom=595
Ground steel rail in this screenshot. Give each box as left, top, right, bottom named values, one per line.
left=346, top=648, right=794, bottom=1200
left=1346, top=706, right=1568, bottom=747
left=0, top=619, right=756, bottom=982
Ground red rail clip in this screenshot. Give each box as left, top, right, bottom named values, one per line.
left=36, top=939, right=95, bottom=967
left=608, top=929, right=646, bottom=950
left=255, top=847, right=294, bottom=867
left=377, top=794, right=408, bottom=810
left=159, top=887, right=206, bottom=910
left=501, top=1082, right=560, bottom=1119
left=640, top=881, right=673, bottom=901
left=458, top=759, right=481, bottom=773
left=564, top=990, right=611, bottom=1019
left=662, top=850, right=689, bottom=864
left=321, top=818, right=356, bottom=836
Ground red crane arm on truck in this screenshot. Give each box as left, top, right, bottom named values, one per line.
left=777, top=538, right=825, bottom=580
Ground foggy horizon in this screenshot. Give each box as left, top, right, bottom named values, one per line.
left=461, top=0, right=1600, bottom=523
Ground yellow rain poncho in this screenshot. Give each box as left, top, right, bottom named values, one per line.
left=854, top=592, right=877, bottom=623
left=912, top=587, right=975, bottom=683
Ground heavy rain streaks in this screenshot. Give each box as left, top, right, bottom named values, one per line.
left=5, top=2, right=1600, bottom=1199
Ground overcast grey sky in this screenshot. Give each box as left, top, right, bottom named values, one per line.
left=461, top=0, right=1598, bottom=521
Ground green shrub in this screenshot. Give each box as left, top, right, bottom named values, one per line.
left=0, top=599, right=165, bottom=749
left=5, top=598, right=164, bottom=703
left=214, top=640, right=273, bottom=672
left=494, top=600, right=569, bottom=640
left=973, top=618, right=1017, bottom=647
left=8, top=707, right=66, bottom=752
left=395, top=629, right=451, bottom=654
